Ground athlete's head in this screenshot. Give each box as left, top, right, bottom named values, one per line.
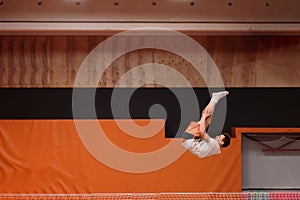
left=215, top=133, right=231, bottom=148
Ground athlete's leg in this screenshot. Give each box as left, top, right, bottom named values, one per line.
left=202, top=102, right=216, bottom=128
left=200, top=91, right=229, bottom=128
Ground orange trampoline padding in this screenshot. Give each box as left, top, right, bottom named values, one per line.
left=0, top=120, right=241, bottom=193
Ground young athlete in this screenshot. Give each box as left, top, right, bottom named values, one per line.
left=182, top=91, right=231, bottom=158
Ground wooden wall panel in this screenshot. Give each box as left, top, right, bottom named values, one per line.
left=1, top=36, right=300, bottom=88
left=255, top=37, right=300, bottom=87
left=207, top=37, right=259, bottom=87
left=0, top=37, right=11, bottom=87
left=49, top=36, right=68, bottom=87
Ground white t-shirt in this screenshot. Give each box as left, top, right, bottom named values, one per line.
left=182, top=134, right=221, bottom=158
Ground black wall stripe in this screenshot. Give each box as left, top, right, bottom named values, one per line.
left=1, top=88, right=300, bottom=138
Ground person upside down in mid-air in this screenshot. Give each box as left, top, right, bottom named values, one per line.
left=182, top=91, right=231, bottom=158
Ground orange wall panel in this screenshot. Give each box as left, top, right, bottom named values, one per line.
left=0, top=120, right=241, bottom=193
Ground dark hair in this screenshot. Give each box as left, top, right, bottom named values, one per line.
left=221, top=133, right=231, bottom=148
